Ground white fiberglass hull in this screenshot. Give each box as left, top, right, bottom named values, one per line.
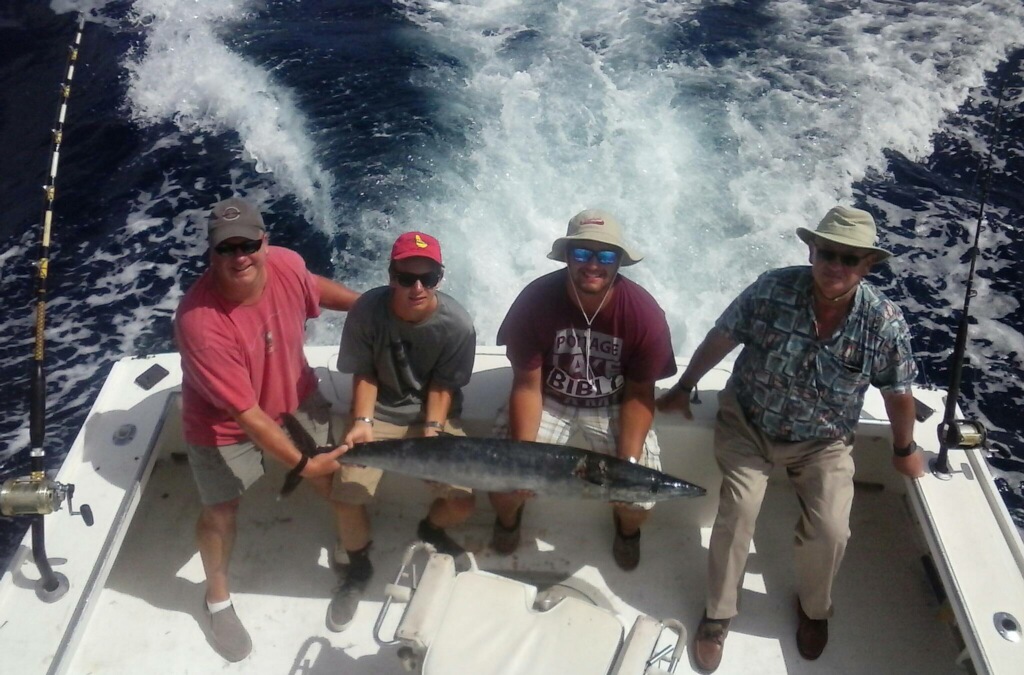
left=1, top=347, right=1022, bottom=674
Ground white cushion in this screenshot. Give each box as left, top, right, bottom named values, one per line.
left=395, top=554, right=458, bottom=651
left=421, top=570, right=624, bottom=675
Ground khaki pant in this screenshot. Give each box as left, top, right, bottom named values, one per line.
left=706, top=386, right=854, bottom=621
left=330, top=417, right=472, bottom=505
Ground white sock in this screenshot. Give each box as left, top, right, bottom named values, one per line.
left=207, top=597, right=233, bottom=614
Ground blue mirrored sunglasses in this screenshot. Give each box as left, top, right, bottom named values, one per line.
left=570, top=247, right=619, bottom=265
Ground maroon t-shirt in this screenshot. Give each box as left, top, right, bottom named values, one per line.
left=497, top=270, right=676, bottom=408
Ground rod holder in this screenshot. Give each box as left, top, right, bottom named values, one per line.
left=1, top=475, right=93, bottom=602
left=932, top=418, right=988, bottom=477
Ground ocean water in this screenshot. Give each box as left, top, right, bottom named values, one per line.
left=1, top=0, right=1022, bottom=567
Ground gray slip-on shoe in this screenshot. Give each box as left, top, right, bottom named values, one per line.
left=206, top=603, right=252, bottom=662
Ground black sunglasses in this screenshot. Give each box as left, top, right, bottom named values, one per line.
left=393, top=269, right=442, bottom=289
left=214, top=239, right=263, bottom=257
left=816, top=248, right=869, bottom=268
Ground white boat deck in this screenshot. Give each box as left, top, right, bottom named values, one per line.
left=3, top=347, right=1023, bottom=674
left=78, top=451, right=957, bottom=674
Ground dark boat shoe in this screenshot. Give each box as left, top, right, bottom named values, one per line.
left=490, top=504, right=524, bottom=555
left=417, top=518, right=466, bottom=557
left=796, top=602, right=829, bottom=660
left=612, top=513, right=641, bottom=571
left=693, top=613, right=730, bottom=673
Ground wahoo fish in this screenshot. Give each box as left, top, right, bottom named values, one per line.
left=281, top=414, right=705, bottom=502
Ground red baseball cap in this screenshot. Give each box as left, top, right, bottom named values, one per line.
left=391, top=232, right=442, bottom=265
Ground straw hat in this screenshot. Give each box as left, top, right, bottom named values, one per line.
left=796, top=206, right=891, bottom=260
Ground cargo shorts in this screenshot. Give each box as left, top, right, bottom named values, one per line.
left=186, top=390, right=332, bottom=506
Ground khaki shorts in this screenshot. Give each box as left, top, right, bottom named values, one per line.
left=330, top=417, right=473, bottom=505
left=187, top=390, right=333, bottom=506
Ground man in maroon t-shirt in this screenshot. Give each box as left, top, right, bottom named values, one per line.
left=175, top=197, right=359, bottom=662
left=490, top=209, right=676, bottom=570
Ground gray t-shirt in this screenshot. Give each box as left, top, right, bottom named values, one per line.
left=337, top=286, right=476, bottom=425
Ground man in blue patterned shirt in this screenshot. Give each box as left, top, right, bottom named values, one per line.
left=658, top=206, right=925, bottom=672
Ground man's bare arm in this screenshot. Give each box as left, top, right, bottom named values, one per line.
left=316, top=275, right=360, bottom=312
left=234, top=405, right=344, bottom=478
left=657, top=327, right=738, bottom=418
left=508, top=366, right=544, bottom=442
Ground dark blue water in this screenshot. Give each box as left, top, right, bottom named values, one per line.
left=1, top=0, right=1022, bottom=569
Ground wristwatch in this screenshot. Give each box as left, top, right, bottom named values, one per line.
left=353, top=416, right=374, bottom=426
left=893, top=441, right=918, bottom=457
left=424, top=421, right=444, bottom=430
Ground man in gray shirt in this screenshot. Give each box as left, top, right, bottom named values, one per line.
left=326, top=231, right=476, bottom=633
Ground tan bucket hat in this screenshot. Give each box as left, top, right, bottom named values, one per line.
left=796, top=206, right=891, bottom=261
left=547, top=209, right=643, bottom=266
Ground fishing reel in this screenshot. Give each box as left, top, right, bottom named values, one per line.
left=931, top=418, right=988, bottom=478
left=936, top=418, right=987, bottom=450
left=0, top=473, right=93, bottom=525
left=1, top=473, right=93, bottom=601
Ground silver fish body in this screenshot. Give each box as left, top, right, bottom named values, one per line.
left=342, top=436, right=705, bottom=502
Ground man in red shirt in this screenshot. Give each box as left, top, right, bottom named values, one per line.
left=490, top=209, right=676, bottom=570
left=175, top=197, right=359, bottom=662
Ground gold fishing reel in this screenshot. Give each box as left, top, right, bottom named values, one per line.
left=937, top=418, right=988, bottom=449
left=0, top=474, right=93, bottom=525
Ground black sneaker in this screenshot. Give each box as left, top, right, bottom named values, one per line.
left=326, top=576, right=369, bottom=633
left=417, top=518, right=466, bottom=557
left=326, top=549, right=373, bottom=633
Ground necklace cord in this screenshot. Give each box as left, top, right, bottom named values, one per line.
left=568, top=271, right=615, bottom=384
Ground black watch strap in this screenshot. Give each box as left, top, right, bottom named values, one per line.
left=893, top=441, right=918, bottom=457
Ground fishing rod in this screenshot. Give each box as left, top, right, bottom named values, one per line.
left=0, top=13, right=93, bottom=602
left=930, top=84, right=1007, bottom=477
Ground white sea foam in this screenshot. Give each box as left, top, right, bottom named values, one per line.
left=385, top=0, right=1024, bottom=355
left=50, top=0, right=121, bottom=27
left=14, top=0, right=1022, bottom=465
left=118, top=0, right=337, bottom=230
